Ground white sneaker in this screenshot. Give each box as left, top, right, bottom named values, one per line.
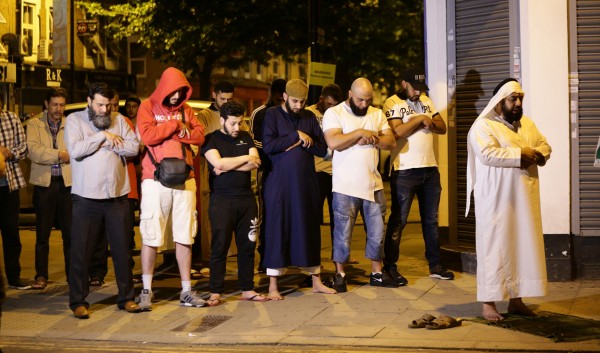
left=137, top=289, right=153, bottom=311
left=180, top=290, right=207, bottom=307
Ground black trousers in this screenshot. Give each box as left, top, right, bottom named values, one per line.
left=33, top=177, right=72, bottom=279
left=316, top=171, right=334, bottom=255
left=88, top=198, right=137, bottom=280
left=68, top=195, right=134, bottom=310
left=0, top=186, right=22, bottom=284
left=256, top=166, right=266, bottom=269
left=209, top=196, right=257, bottom=294
left=88, top=225, right=108, bottom=281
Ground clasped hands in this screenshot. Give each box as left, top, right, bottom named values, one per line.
left=102, top=131, right=124, bottom=149
left=285, top=130, right=313, bottom=151
left=357, top=129, right=379, bottom=146
left=178, top=122, right=191, bottom=139
left=520, top=147, right=545, bottom=168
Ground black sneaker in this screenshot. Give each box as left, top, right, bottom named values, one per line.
left=429, top=265, right=455, bottom=280
left=8, top=278, right=32, bottom=290
left=386, top=267, right=408, bottom=286
left=370, top=272, right=400, bottom=288
left=327, top=273, right=347, bottom=293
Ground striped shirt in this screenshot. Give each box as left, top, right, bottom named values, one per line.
left=0, top=110, right=27, bottom=191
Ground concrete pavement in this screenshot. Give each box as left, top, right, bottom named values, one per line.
left=2, top=221, right=600, bottom=352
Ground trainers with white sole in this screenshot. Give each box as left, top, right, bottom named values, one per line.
left=137, top=289, right=154, bottom=311
left=8, top=279, right=32, bottom=290
left=369, top=272, right=400, bottom=288
left=180, top=290, right=207, bottom=307
left=429, top=266, right=455, bottom=280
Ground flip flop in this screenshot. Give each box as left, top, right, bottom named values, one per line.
left=408, top=313, right=437, bottom=328
left=240, top=294, right=270, bottom=302
left=425, top=314, right=463, bottom=330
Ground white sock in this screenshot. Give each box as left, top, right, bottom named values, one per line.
left=338, top=272, right=346, bottom=277
left=142, top=274, right=153, bottom=290
left=372, top=272, right=382, bottom=275
left=182, top=280, right=192, bottom=293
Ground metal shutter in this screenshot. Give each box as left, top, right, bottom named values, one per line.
left=572, top=0, right=600, bottom=236
left=448, top=0, right=514, bottom=243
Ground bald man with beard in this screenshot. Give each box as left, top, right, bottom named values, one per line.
left=323, top=78, right=397, bottom=293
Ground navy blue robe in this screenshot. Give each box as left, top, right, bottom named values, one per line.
left=262, top=106, right=327, bottom=269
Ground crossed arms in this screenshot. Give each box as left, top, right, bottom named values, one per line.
left=204, top=147, right=261, bottom=175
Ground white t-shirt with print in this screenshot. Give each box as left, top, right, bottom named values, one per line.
left=383, top=94, right=439, bottom=171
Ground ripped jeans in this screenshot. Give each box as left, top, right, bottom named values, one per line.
left=332, top=190, right=386, bottom=263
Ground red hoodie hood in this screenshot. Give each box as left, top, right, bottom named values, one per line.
left=138, top=67, right=205, bottom=182
left=149, top=67, right=193, bottom=112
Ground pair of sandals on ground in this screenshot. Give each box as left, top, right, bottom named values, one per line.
left=409, top=313, right=463, bottom=330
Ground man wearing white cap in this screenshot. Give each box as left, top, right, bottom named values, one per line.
left=466, top=78, right=552, bottom=321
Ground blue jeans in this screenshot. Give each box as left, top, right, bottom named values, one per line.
left=384, top=167, right=441, bottom=271
left=332, top=190, right=386, bottom=263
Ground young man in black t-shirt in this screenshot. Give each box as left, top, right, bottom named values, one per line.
left=200, top=102, right=267, bottom=305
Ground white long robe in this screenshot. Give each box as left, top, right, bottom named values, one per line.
left=466, top=114, right=551, bottom=302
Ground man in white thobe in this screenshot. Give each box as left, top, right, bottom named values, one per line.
left=466, top=78, right=552, bottom=321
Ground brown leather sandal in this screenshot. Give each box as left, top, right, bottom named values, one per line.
left=408, top=313, right=436, bottom=328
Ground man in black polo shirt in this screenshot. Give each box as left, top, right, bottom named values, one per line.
left=201, top=102, right=268, bottom=305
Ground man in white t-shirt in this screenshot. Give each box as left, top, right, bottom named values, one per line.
left=323, top=78, right=397, bottom=293
left=382, top=67, right=454, bottom=287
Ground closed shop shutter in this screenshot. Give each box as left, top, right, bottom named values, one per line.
left=448, top=0, right=515, bottom=243
left=573, top=0, right=600, bottom=236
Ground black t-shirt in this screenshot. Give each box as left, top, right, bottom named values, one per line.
left=200, top=130, right=256, bottom=198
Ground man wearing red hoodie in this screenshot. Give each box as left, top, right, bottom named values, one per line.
left=136, top=68, right=206, bottom=311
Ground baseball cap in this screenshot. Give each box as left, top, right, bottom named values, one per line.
left=402, top=67, right=429, bottom=91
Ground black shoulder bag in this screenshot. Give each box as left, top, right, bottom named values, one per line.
left=146, top=107, right=192, bottom=188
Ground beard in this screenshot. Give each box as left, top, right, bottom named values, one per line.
left=349, top=98, right=368, bottom=116
left=408, top=92, right=420, bottom=102
left=163, top=95, right=185, bottom=108
left=88, top=107, right=111, bottom=130
left=222, top=124, right=239, bottom=138
left=48, top=111, right=63, bottom=122
left=502, top=104, right=523, bottom=124
left=285, top=100, right=302, bottom=118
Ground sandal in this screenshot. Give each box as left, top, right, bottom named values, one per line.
left=408, top=313, right=436, bottom=328
left=240, top=294, right=270, bottom=302
left=425, top=314, right=462, bottom=330
left=89, top=277, right=104, bottom=286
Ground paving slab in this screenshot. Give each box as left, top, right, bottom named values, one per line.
left=2, top=220, right=600, bottom=352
